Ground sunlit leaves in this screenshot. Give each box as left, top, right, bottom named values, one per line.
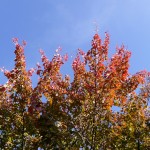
left=0, top=33, right=149, bottom=149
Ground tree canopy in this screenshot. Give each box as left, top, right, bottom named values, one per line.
left=0, top=33, right=149, bottom=149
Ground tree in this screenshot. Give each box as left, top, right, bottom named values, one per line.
left=0, top=33, right=149, bottom=149
left=0, top=39, right=38, bottom=149
left=67, top=33, right=149, bottom=149
left=33, top=49, right=71, bottom=149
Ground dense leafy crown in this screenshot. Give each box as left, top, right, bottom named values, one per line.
left=0, top=33, right=149, bottom=149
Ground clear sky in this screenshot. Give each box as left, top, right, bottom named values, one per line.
left=0, top=0, right=150, bottom=84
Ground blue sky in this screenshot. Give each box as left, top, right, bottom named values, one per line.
left=0, top=0, right=150, bottom=85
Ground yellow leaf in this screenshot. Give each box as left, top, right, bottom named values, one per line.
left=48, top=96, right=53, bottom=106
left=129, top=123, right=134, bottom=132
left=37, top=113, right=40, bottom=118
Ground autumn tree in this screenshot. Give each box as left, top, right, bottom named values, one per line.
left=32, top=49, right=72, bottom=149
left=67, top=33, right=149, bottom=149
left=0, top=39, right=38, bottom=149
left=0, top=32, right=149, bottom=150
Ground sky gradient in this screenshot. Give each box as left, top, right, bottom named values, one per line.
left=0, top=0, right=150, bottom=85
